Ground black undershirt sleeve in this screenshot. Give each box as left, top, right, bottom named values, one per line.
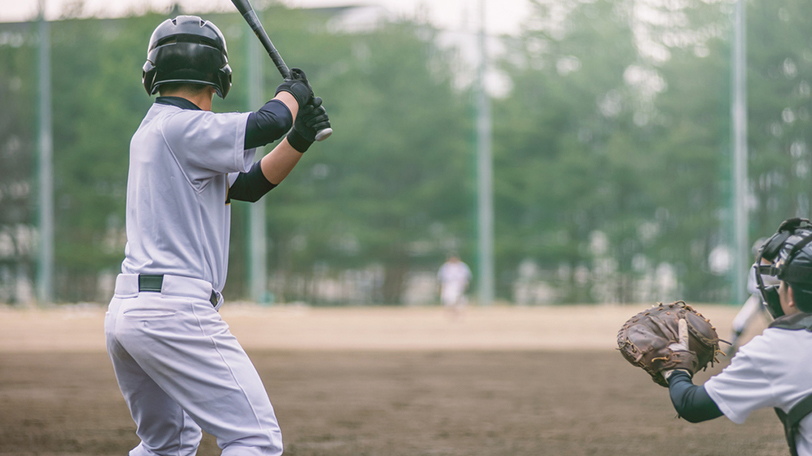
left=244, top=99, right=293, bottom=150
left=667, top=370, right=725, bottom=423
left=229, top=99, right=293, bottom=203
left=227, top=161, right=277, bottom=203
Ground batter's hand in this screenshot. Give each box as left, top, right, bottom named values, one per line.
left=275, top=68, right=313, bottom=108
left=286, top=97, right=331, bottom=153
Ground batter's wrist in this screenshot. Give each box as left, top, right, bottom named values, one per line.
left=286, top=128, right=313, bottom=153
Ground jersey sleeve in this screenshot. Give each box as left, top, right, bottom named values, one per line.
left=162, top=110, right=255, bottom=181
left=703, top=337, right=776, bottom=424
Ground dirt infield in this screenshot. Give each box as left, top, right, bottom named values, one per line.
left=0, top=303, right=788, bottom=456
left=0, top=302, right=757, bottom=353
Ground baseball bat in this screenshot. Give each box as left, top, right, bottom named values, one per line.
left=231, top=0, right=332, bottom=142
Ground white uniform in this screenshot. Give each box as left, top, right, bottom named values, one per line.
left=731, top=266, right=780, bottom=334
left=437, top=260, right=472, bottom=306
left=106, top=101, right=283, bottom=456
left=705, top=327, right=812, bottom=455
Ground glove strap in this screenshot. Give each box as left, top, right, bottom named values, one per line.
left=287, top=128, right=313, bottom=153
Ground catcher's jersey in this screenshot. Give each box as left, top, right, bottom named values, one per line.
left=704, top=327, right=812, bottom=455
left=121, top=98, right=254, bottom=291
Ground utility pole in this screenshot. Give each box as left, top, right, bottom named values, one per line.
left=37, top=0, right=54, bottom=305
left=247, top=30, right=268, bottom=303
left=476, top=0, right=494, bottom=305
left=731, top=0, right=748, bottom=304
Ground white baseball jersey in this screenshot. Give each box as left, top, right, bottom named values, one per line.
left=107, top=99, right=283, bottom=456
left=121, top=101, right=254, bottom=291
left=704, top=328, right=812, bottom=455
left=438, top=261, right=472, bottom=305
left=438, top=261, right=472, bottom=287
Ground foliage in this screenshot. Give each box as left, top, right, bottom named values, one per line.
left=243, top=16, right=471, bottom=303
left=1, top=0, right=810, bottom=304
left=0, top=22, right=37, bottom=303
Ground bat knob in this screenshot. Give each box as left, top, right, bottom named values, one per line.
left=315, top=128, right=333, bottom=142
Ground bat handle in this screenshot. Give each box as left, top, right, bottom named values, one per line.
left=315, top=127, right=333, bottom=142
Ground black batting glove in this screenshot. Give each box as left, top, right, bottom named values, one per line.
left=275, top=68, right=313, bottom=109
left=287, top=97, right=331, bottom=153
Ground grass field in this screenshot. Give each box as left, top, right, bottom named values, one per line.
left=0, top=303, right=788, bottom=455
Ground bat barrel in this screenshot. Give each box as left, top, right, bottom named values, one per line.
left=237, top=7, right=290, bottom=78
left=233, top=0, right=332, bottom=143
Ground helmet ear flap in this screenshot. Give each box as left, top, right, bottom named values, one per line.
left=215, top=64, right=232, bottom=98
left=142, top=60, right=158, bottom=95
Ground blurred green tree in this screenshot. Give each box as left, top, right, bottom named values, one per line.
left=0, top=22, right=37, bottom=303
left=241, top=14, right=471, bottom=304
left=2, top=0, right=810, bottom=305
left=746, top=0, right=812, bottom=237
left=48, top=15, right=157, bottom=301
left=493, top=0, right=734, bottom=303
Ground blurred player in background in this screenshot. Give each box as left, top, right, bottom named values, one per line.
left=437, top=253, right=472, bottom=319
left=104, top=16, right=329, bottom=456
left=725, top=238, right=779, bottom=356
left=664, top=218, right=812, bottom=456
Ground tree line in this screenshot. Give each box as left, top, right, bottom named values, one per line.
left=0, top=0, right=809, bottom=305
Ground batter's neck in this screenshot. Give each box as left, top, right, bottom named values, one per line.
left=161, top=87, right=216, bottom=111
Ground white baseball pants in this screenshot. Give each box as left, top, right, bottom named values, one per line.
left=441, top=283, right=467, bottom=306
left=105, top=274, right=283, bottom=456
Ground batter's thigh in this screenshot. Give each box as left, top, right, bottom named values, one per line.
left=108, top=294, right=283, bottom=456
left=107, top=297, right=203, bottom=456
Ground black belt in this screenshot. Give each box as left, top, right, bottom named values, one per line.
left=138, top=274, right=219, bottom=307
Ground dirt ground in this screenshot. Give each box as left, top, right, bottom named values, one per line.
left=0, top=303, right=789, bottom=456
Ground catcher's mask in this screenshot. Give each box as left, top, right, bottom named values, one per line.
left=754, top=218, right=812, bottom=318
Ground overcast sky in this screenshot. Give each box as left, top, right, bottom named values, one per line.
left=1, top=0, right=532, bottom=35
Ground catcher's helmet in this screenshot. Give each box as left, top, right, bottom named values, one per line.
left=754, top=218, right=812, bottom=318
left=142, top=16, right=232, bottom=98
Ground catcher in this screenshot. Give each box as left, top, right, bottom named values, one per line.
left=618, top=218, right=812, bottom=456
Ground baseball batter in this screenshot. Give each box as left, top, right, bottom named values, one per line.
left=664, top=218, right=812, bottom=456
left=104, top=16, right=329, bottom=456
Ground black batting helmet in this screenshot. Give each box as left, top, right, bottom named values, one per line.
left=142, top=16, right=232, bottom=98
left=754, top=218, right=812, bottom=318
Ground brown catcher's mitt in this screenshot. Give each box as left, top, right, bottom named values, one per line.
left=617, top=301, right=722, bottom=387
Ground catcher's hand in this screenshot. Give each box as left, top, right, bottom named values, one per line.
left=617, top=301, right=723, bottom=387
